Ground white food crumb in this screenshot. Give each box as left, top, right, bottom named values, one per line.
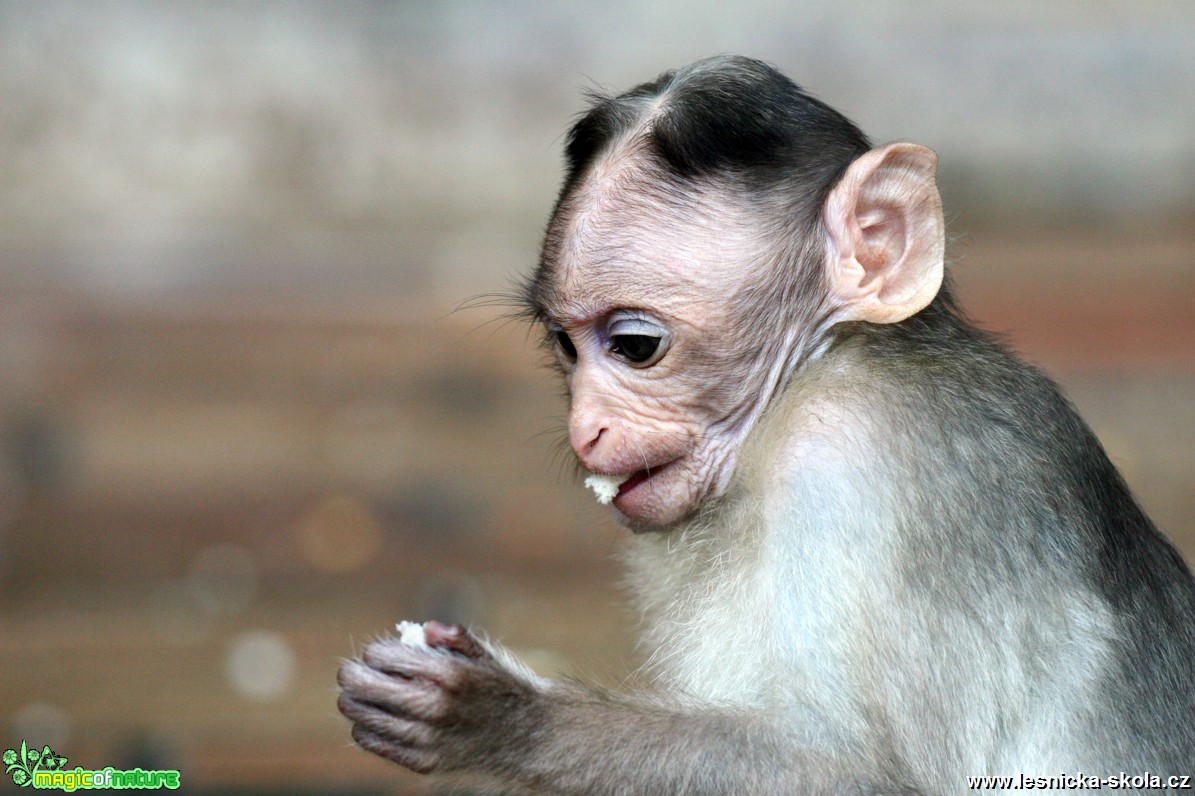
left=584, top=473, right=629, bottom=505
left=396, top=620, right=428, bottom=649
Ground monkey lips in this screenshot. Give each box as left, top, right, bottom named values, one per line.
left=600, top=459, right=690, bottom=527
left=585, top=462, right=682, bottom=519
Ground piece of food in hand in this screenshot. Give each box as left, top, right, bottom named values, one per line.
left=584, top=473, right=629, bottom=504
left=396, top=620, right=428, bottom=649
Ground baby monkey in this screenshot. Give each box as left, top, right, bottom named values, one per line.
left=339, top=56, right=1195, bottom=793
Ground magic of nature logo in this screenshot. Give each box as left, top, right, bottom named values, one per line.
left=4, top=741, right=180, bottom=791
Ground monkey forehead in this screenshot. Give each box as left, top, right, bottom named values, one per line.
left=543, top=172, right=767, bottom=318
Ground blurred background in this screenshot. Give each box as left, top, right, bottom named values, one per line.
left=0, top=1, right=1191, bottom=793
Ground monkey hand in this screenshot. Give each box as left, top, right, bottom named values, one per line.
left=337, top=621, right=543, bottom=777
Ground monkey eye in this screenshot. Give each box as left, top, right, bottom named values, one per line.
left=607, top=316, right=669, bottom=368
left=549, top=326, right=577, bottom=364
left=611, top=334, right=660, bottom=364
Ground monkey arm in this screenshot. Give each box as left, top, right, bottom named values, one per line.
left=337, top=624, right=907, bottom=795
left=510, top=685, right=902, bottom=795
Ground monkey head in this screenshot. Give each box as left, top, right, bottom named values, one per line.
left=525, top=63, right=943, bottom=531
left=535, top=169, right=766, bottom=529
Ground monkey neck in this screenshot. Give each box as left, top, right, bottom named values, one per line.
left=622, top=297, right=970, bottom=706
left=622, top=341, right=860, bottom=705
left=623, top=493, right=775, bottom=705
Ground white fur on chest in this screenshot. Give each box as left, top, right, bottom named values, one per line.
left=628, top=524, right=778, bottom=705
left=623, top=411, right=884, bottom=716
left=625, top=497, right=864, bottom=710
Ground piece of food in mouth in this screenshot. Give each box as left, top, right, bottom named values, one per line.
left=584, top=473, right=630, bottom=505
left=396, top=620, right=428, bottom=648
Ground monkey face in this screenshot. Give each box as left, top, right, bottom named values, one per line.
left=532, top=176, right=769, bottom=529
left=551, top=306, right=736, bottom=529
left=553, top=308, right=724, bottom=529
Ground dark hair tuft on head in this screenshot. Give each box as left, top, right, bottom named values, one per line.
left=557, top=56, right=872, bottom=220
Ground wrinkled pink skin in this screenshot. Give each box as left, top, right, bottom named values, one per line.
left=545, top=167, right=777, bottom=529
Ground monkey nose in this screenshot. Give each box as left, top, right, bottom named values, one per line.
left=568, top=416, right=611, bottom=467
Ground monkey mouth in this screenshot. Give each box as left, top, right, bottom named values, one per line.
left=616, top=458, right=678, bottom=499
left=617, top=470, right=650, bottom=496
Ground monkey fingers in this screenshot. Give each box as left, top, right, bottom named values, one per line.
left=338, top=658, right=451, bottom=722
left=350, top=722, right=440, bottom=775
left=360, top=637, right=470, bottom=688
left=339, top=692, right=436, bottom=744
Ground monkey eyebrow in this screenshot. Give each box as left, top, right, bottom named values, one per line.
left=527, top=269, right=675, bottom=328
left=535, top=300, right=616, bottom=329
left=527, top=302, right=581, bottom=330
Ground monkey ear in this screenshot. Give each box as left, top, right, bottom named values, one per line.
left=822, top=143, right=945, bottom=324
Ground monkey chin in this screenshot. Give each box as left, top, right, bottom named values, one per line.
left=617, top=509, right=697, bottom=534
